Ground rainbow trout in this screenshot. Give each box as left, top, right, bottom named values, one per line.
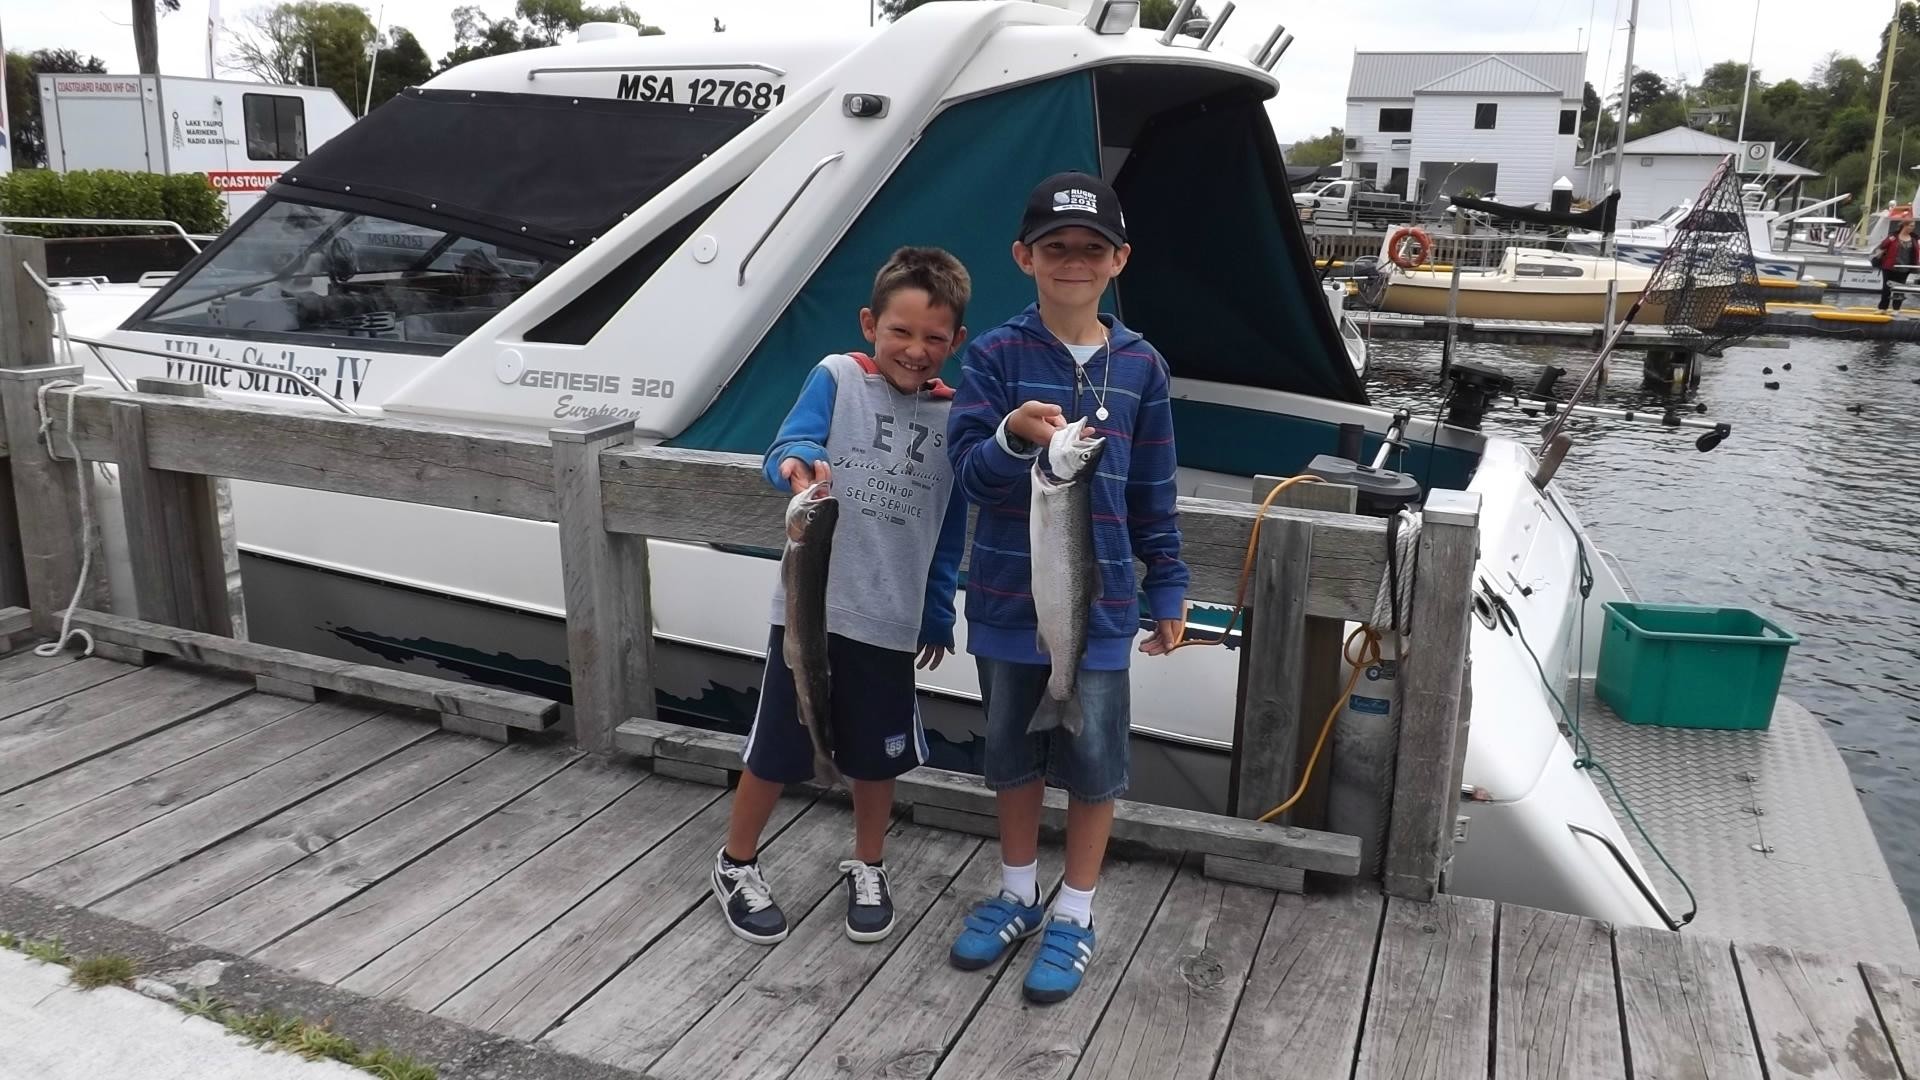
left=1028, top=419, right=1108, bottom=736
left=781, top=481, right=843, bottom=785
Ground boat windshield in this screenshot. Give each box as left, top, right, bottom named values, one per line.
left=135, top=198, right=558, bottom=351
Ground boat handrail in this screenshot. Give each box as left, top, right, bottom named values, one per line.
left=738, top=150, right=844, bottom=286
left=526, top=61, right=786, bottom=81
left=63, top=334, right=360, bottom=416
left=0, top=217, right=203, bottom=254
left=1567, top=822, right=1684, bottom=931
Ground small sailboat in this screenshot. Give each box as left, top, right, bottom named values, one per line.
left=1378, top=246, right=1652, bottom=323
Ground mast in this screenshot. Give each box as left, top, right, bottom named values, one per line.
left=1610, top=0, right=1640, bottom=216
left=1736, top=0, right=1759, bottom=143
left=1864, top=0, right=1902, bottom=221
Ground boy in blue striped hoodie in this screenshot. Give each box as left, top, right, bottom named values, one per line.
left=945, top=172, right=1189, bottom=1003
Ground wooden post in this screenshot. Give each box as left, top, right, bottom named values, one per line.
left=0, top=236, right=54, bottom=609
left=551, top=418, right=655, bottom=753
left=134, top=379, right=246, bottom=639
left=1382, top=489, right=1480, bottom=901
left=1214, top=514, right=1314, bottom=892
left=0, top=364, right=108, bottom=635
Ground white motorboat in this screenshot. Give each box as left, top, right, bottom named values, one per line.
left=43, top=0, right=1910, bottom=957
left=1571, top=188, right=1881, bottom=291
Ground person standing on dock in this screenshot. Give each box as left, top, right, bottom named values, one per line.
left=710, top=247, right=972, bottom=948
left=944, top=173, right=1189, bottom=1004
left=1875, top=219, right=1917, bottom=311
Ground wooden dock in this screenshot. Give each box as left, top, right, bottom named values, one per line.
left=1, top=644, right=1917, bottom=1080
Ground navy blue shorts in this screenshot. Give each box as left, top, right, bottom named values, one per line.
left=743, top=625, right=928, bottom=784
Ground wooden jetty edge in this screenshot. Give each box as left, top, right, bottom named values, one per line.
left=0, top=237, right=1911, bottom=1078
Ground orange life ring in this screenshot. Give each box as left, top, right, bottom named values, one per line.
left=1388, top=227, right=1432, bottom=270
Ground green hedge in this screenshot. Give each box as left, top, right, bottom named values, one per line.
left=0, top=169, right=228, bottom=238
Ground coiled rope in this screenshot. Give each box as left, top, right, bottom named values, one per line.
left=32, top=380, right=100, bottom=658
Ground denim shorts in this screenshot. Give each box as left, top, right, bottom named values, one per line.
left=977, top=658, right=1130, bottom=803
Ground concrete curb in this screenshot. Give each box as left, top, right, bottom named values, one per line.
left=0, top=884, right=649, bottom=1080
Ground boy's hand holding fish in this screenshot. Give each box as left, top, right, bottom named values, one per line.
left=777, top=457, right=832, bottom=494
left=1007, top=400, right=1066, bottom=446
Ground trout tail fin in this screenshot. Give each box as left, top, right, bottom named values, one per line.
left=1026, top=691, right=1085, bottom=737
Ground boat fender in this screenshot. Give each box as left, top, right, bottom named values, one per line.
left=1387, top=227, right=1433, bottom=270
left=1327, top=637, right=1399, bottom=878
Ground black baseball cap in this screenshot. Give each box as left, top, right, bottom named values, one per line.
left=1017, top=171, right=1128, bottom=248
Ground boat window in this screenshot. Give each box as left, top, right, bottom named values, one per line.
left=130, top=198, right=558, bottom=352
left=243, top=94, right=308, bottom=160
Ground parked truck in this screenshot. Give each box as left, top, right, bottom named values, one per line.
left=36, top=74, right=355, bottom=221
left=1293, top=178, right=1417, bottom=225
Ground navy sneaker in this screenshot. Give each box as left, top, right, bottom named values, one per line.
left=948, top=891, right=1044, bottom=970
left=712, top=849, right=787, bottom=945
left=840, top=860, right=895, bottom=943
left=1022, top=916, right=1095, bottom=1003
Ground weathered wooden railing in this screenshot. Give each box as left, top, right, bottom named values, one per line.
left=0, top=237, right=1479, bottom=900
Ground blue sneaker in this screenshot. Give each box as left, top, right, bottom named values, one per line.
left=948, top=891, right=1044, bottom=971
left=1022, top=916, right=1095, bottom=1003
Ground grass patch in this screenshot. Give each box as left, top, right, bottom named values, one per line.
left=211, top=1001, right=436, bottom=1080
left=0, top=931, right=17, bottom=950
left=70, top=952, right=137, bottom=990
left=22, top=937, right=70, bottom=965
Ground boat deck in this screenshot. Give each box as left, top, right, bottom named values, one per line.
left=1579, top=679, right=1920, bottom=965
left=7, top=646, right=1920, bottom=1080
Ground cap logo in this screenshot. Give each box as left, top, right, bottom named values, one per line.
left=1053, top=188, right=1100, bottom=214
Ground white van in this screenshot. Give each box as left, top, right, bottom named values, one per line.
left=35, top=74, right=355, bottom=220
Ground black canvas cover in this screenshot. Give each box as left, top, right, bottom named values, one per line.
left=278, top=88, right=757, bottom=250
left=1450, top=190, right=1620, bottom=234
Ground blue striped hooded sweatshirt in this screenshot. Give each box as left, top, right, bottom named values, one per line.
left=947, top=304, right=1189, bottom=670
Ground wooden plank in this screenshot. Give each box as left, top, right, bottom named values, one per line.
left=0, top=238, right=50, bottom=608
left=49, top=386, right=559, bottom=521
left=439, top=790, right=813, bottom=1039
left=133, top=379, right=245, bottom=639
left=551, top=420, right=652, bottom=753
left=112, top=400, right=187, bottom=628
left=0, top=695, right=324, bottom=877
left=255, top=675, right=319, bottom=700
left=929, top=853, right=1181, bottom=1080
left=1735, top=941, right=1900, bottom=1080
left=1199, top=853, right=1303, bottom=893
left=1862, top=963, right=1920, bottom=1080
left=1230, top=517, right=1312, bottom=821
left=174, top=745, right=576, bottom=952
left=17, top=708, right=433, bottom=904
left=1214, top=886, right=1384, bottom=1080
left=0, top=656, right=132, bottom=722
left=542, top=802, right=858, bottom=1070
left=618, top=716, right=1361, bottom=876
left=1494, top=906, right=1625, bottom=1080
left=787, top=845, right=1058, bottom=1080
left=68, top=610, right=558, bottom=730
left=0, top=608, right=32, bottom=638
left=0, top=664, right=252, bottom=794
left=439, top=713, right=509, bottom=743
left=254, top=755, right=640, bottom=983
left=340, top=774, right=719, bottom=1012
left=647, top=825, right=980, bottom=1080
left=1293, top=615, right=1346, bottom=832
left=1382, top=493, right=1480, bottom=901
left=598, top=446, right=1388, bottom=617
left=0, top=691, right=297, bottom=842
left=0, top=364, right=107, bottom=633
left=94, top=735, right=499, bottom=929
left=1354, top=893, right=1495, bottom=1080
left=1071, top=864, right=1274, bottom=1080
left=0, top=647, right=80, bottom=684
left=1615, top=925, right=1763, bottom=1080
left=653, top=757, right=730, bottom=786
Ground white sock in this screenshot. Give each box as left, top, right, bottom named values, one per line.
left=1053, top=882, right=1095, bottom=927
left=1001, top=861, right=1039, bottom=907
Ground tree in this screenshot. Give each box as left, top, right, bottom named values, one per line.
left=1287, top=127, right=1344, bottom=167
left=1814, top=53, right=1870, bottom=109
left=436, top=0, right=660, bottom=71
left=1628, top=70, right=1676, bottom=115
left=1582, top=81, right=1602, bottom=124
left=367, top=27, right=431, bottom=112
left=1696, top=61, right=1755, bottom=105
left=227, top=1, right=377, bottom=112
left=878, top=0, right=944, bottom=20
left=1140, top=0, right=1209, bottom=32
left=132, top=0, right=181, bottom=75
left=6, top=48, right=108, bottom=169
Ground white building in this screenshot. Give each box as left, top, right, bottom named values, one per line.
left=1343, top=51, right=1586, bottom=208
left=1576, top=127, right=1820, bottom=225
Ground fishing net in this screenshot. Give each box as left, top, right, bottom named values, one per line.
left=1640, top=154, right=1766, bottom=352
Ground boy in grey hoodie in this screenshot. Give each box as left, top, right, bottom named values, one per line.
left=711, top=247, right=972, bottom=947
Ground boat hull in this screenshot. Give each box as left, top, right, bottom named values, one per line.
left=1383, top=279, right=1650, bottom=322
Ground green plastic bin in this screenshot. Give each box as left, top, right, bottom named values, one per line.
left=1594, top=602, right=1798, bottom=730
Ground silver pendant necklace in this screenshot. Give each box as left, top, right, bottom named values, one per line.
left=1062, top=327, right=1114, bottom=422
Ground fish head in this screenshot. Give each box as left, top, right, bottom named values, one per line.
left=784, top=481, right=840, bottom=543
left=1044, top=418, right=1107, bottom=483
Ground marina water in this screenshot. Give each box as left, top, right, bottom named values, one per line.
left=1366, top=334, right=1920, bottom=926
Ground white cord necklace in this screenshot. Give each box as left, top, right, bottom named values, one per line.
left=1057, top=326, right=1113, bottom=422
